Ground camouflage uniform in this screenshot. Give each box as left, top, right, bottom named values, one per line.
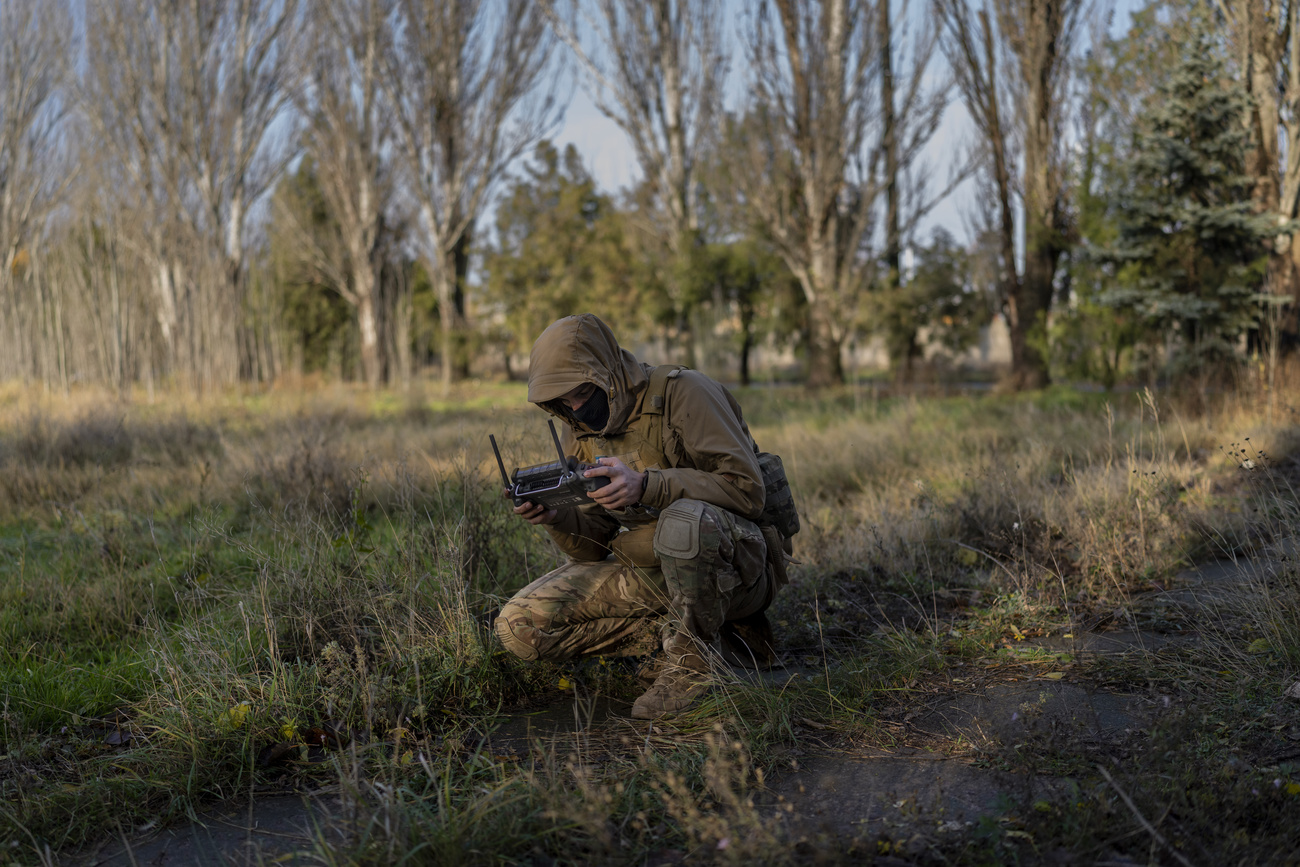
left=494, top=314, right=782, bottom=715
left=495, top=499, right=771, bottom=664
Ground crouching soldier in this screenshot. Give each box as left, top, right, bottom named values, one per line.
left=494, top=313, right=796, bottom=719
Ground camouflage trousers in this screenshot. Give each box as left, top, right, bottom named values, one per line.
left=495, top=499, right=770, bottom=666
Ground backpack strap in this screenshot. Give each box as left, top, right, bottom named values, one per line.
left=642, top=365, right=685, bottom=468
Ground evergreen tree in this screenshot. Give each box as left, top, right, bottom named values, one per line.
left=482, top=142, right=651, bottom=375
left=1103, top=4, right=1276, bottom=377
left=1051, top=1, right=1189, bottom=389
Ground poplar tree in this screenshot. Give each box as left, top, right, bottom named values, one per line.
left=936, top=0, right=1082, bottom=390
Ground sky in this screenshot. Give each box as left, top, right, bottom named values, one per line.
left=548, top=0, right=1147, bottom=250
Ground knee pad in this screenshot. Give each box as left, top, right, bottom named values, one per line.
left=653, top=499, right=711, bottom=563
left=494, top=603, right=542, bottom=662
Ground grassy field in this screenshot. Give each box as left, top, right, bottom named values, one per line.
left=1, top=377, right=1299, bottom=864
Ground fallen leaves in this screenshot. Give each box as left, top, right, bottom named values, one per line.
left=93, top=709, right=145, bottom=748
left=103, top=729, right=136, bottom=746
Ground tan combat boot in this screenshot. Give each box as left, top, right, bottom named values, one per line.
left=635, top=655, right=665, bottom=691
left=630, top=665, right=712, bottom=719
left=630, top=643, right=712, bottom=720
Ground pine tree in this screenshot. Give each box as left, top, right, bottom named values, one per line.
left=1103, top=4, right=1276, bottom=377
left=481, top=142, right=650, bottom=372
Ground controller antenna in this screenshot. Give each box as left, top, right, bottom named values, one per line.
left=548, top=420, right=569, bottom=468
left=488, top=434, right=512, bottom=488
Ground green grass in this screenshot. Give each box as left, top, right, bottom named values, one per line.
left=0, top=380, right=1298, bottom=863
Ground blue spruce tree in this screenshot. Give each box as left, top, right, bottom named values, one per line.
left=1103, top=5, right=1277, bottom=379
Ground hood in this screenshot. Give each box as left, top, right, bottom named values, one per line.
left=527, top=314, right=649, bottom=436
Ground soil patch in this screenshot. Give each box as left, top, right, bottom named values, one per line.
left=911, top=680, right=1145, bottom=746
left=768, top=749, right=1019, bottom=839
left=70, top=792, right=349, bottom=866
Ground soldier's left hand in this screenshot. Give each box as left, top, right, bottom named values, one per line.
left=584, top=457, right=647, bottom=510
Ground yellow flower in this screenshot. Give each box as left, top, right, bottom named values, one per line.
left=224, top=702, right=251, bottom=729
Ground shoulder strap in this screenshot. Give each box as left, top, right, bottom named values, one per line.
left=642, top=365, right=685, bottom=468
left=643, top=365, right=685, bottom=416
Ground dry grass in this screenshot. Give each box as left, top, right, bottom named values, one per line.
left=1, top=377, right=1299, bottom=863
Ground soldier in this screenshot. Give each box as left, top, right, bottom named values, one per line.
left=494, top=313, right=793, bottom=719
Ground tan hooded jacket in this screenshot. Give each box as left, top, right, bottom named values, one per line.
left=528, top=314, right=765, bottom=562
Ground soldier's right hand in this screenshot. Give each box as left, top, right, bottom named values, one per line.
left=511, top=496, right=558, bottom=526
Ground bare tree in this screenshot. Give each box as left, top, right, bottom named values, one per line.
left=936, top=2, right=1016, bottom=374
left=2, top=187, right=159, bottom=395
left=70, top=205, right=141, bottom=397
left=281, top=0, right=396, bottom=388
left=82, top=0, right=300, bottom=389
left=0, top=0, right=74, bottom=383
left=736, top=0, right=880, bottom=387
left=543, top=0, right=727, bottom=360
left=937, top=0, right=1082, bottom=389
left=878, top=0, right=954, bottom=282
left=880, top=0, right=903, bottom=282
left=384, top=0, right=561, bottom=389
left=83, top=1, right=179, bottom=377
left=733, top=0, right=955, bottom=386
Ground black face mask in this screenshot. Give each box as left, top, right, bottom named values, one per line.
left=571, top=388, right=610, bottom=432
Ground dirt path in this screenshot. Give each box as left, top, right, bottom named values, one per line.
left=68, top=560, right=1264, bottom=865
left=68, top=795, right=349, bottom=866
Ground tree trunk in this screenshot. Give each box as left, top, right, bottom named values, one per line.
left=806, top=300, right=844, bottom=387
left=1008, top=218, right=1055, bottom=390
left=1283, top=242, right=1300, bottom=348
left=1242, top=0, right=1283, bottom=215
left=153, top=258, right=179, bottom=362
left=390, top=269, right=413, bottom=389
left=972, top=6, right=1025, bottom=385
left=1013, top=101, right=1058, bottom=390
left=1004, top=0, right=1065, bottom=391
left=451, top=230, right=471, bottom=380
left=436, top=230, right=472, bottom=389
left=356, top=268, right=382, bottom=388
left=1265, top=0, right=1300, bottom=347
left=880, top=0, right=901, bottom=282
left=435, top=265, right=457, bottom=392
left=805, top=230, right=845, bottom=386
left=894, top=330, right=920, bottom=384
left=675, top=302, right=697, bottom=368
left=738, top=301, right=754, bottom=387
left=1013, top=178, right=1058, bottom=389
